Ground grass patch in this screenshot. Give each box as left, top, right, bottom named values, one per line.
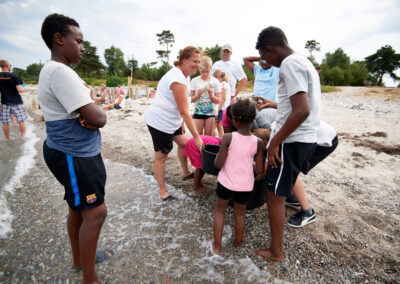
left=321, top=85, right=339, bottom=93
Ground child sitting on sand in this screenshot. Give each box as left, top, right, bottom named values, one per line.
left=103, top=88, right=125, bottom=110
left=211, top=98, right=265, bottom=255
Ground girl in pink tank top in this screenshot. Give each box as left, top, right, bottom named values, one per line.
left=211, top=98, right=265, bottom=255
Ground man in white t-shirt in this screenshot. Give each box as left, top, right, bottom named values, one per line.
left=211, top=44, right=247, bottom=102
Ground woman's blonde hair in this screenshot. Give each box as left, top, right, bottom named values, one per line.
left=213, top=69, right=229, bottom=82
left=174, top=46, right=200, bottom=66
left=199, top=56, right=212, bottom=70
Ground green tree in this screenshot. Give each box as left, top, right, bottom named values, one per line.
left=365, top=45, right=400, bottom=86
left=349, top=61, right=369, bottom=86
left=75, top=40, right=105, bottom=77
left=324, top=48, right=350, bottom=69
left=12, top=67, right=26, bottom=78
left=104, top=45, right=127, bottom=76
left=329, top=66, right=345, bottom=86
left=156, top=30, right=175, bottom=71
left=305, top=40, right=321, bottom=64
left=204, top=44, right=222, bottom=63
left=126, top=55, right=138, bottom=76
left=25, top=62, right=43, bottom=77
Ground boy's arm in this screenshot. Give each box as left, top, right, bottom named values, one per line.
left=214, top=133, right=232, bottom=169
left=254, top=138, right=265, bottom=175
left=243, top=56, right=259, bottom=74
left=234, top=77, right=247, bottom=98
left=77, top=103, right=107, bottom=128
left=268, top=92, right=310, bottom=168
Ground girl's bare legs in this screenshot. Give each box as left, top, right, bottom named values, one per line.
left=233, top=202, right=247, bottom=247
left=216, top=120, right=224, bottom=138
left=204, top=117, right=214, bottom=136
left=194, top=119, right=204, bottom=136
left=213, top=197, right=230, bottom=255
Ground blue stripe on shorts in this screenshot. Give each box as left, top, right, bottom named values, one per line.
left=66, top=154, right=80, bottom=206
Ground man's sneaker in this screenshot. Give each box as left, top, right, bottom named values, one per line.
left=285, top=195, right=300, bottom=210
left=287, top=209, right=316, bottom=228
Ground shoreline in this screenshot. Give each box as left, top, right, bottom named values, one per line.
left=0, top=86, right=399, bottom=282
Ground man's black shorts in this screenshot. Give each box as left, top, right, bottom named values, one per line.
left=43, top=141, right=106, bottom=212
left=216, top=182, right=251, bottom=205
left=266, top=142, right=316, bottom=197
left=147, top=125, right=183, bottom=154
left=301, top=136, right=339, bottom=174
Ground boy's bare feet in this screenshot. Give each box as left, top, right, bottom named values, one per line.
left=233, top=239, right=243, bottom=248
left=194, top=183, right=207, bottom=194
left=255, top=248, right=284, bottom=261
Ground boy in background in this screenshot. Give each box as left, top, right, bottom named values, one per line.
left=254, top=26, right=321, bottom=260
left=38, top=13, right=110, bottom=283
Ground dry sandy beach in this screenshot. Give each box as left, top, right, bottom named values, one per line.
left=0, top=86, right=399, bottom=283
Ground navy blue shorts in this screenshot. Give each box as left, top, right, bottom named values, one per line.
left=147, top=125, right=183, bottom=154
left=216, top=182, right=252, bottom=205
left=43, top=141, right=106, bottom=212
left=266, top=142, right=316, bottom=197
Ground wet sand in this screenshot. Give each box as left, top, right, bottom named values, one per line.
left=0, top=86, right=399, bottom=283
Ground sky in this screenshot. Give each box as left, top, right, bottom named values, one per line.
left=1, top=0, right=399, bottom=86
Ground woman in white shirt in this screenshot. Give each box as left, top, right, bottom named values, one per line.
left=145, top=46, right=204, bottom=201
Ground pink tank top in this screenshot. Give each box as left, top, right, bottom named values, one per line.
left=218, top=132, right=258, bottom=192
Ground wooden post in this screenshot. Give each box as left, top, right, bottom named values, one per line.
left=134, top=86, right=138, bottom=100
left=127, top=76, right=133, bottom=98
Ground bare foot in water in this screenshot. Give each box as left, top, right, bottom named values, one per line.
left=255, top=248, right=284, bottom=261
left=195, top=183, right=208, bottom=194
left=207, top=237, right=221, bottom=255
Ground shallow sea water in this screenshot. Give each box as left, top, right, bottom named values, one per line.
left=100, top=160, right=273, bottom=283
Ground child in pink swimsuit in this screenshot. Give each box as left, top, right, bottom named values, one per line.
left=212, top=98, right=265, bottom=255
left=183, top=135, right=221, bottom=193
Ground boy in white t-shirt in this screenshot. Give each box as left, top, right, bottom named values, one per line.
left=38, top=13, right=111, bottom=283
left=254, top=26, right=321, bottom=261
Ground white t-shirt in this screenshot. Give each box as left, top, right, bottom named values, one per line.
left=145, top=67, right=190, bottom=134
left=38, top=60, right=93, bottom=121
left=38, top=60, right=101, bottom=157
left=190, top=76, right=221, bottom=116
left=212, top=60, right=247, bottom=97
left=272, top=53, right=321, bottom=143
left=220, top=81, right=231, bottom=110
left=269, top=120, right=336, bottom=148
left=114, top=94, right=125, bottom=108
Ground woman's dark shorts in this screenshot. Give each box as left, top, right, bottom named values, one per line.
left=147, top=125, right=183, bottom=154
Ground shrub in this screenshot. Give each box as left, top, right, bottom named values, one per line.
left=106, top=76, right=127, bottom=87
left=148, top=82, right=158, bottom=87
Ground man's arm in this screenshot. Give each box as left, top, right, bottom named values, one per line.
left=16, top=85, right=24, bottom=93
left=267, top=92, right=310, bottom=168
left=234, top=77, right=248, bottom=98
left=243, top=56, right=260, bottom=74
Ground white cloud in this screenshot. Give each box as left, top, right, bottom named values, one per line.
left=1, top=0, right=399, bottom=86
